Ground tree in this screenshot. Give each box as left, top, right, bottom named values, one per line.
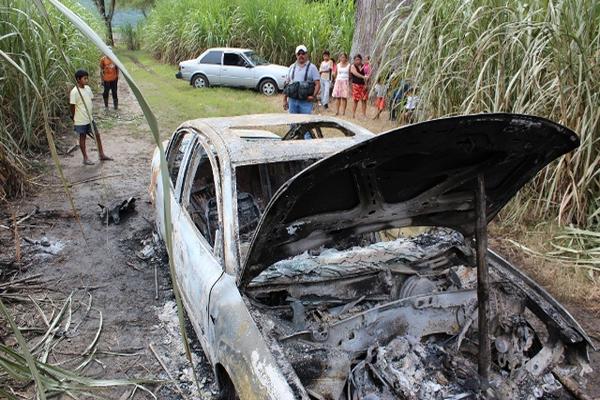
left=93, top=0, right=116, bottom=45
left=351, top=0, right=403, bottom=58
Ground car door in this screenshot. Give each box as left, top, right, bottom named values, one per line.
left=221, top=52, right=255, bottom=88
left=154, top=129, right=196, bottom=239
left=171, top=134, right=225, bottom=349
left=198, top=50, right=223, bottom=85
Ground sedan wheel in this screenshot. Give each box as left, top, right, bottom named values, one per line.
left=259, top=79, right=277, bottom=96
left=192, top=74, right=208, bottom=88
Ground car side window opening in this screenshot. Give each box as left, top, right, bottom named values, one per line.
left=186, top=147, right=220, bottom=248
left=167, top=131, right=193, bottom=186
left=223, top=53, right=246, bottom=67
left=199, top=51, right=222, bottom=65
left=235, top=159, right=317, bottom=244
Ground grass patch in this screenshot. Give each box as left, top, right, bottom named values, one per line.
left=117, top=49, right=280, bottom=136
left=490, top=221, right=600, bottom=316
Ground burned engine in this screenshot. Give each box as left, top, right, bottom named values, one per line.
left=245, top=230, right=592, bottom=400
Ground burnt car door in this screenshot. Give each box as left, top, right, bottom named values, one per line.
left=156, top=129, right=195, bottom=239
left=171, top=133, right=225, bottom=350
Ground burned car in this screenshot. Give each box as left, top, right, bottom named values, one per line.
left=150, top=113, right=593, bottom=399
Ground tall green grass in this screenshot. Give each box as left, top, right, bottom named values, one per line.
left=0, top=0, right=102, bottom=199
left=144, top=0, right=354, bottom=65
left=374, top=0, right=600, bottom=231
left=120, top=22, right=143, bottom=50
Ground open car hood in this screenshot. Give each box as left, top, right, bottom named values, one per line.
left=239, top=114, right=579, bottom=288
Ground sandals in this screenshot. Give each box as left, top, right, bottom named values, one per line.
left=83, top=159, right=94, bottom=165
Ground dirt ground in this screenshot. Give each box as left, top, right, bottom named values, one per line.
left=0, top=82, right=598, bottom=399
left=0, top=84, right=218, bottom=399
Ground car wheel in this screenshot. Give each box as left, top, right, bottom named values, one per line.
left=192, top=74, right=209, bottom=89
left=216, top=366, right=239, bottom=400
left=259, top=78, right=277, bottom=96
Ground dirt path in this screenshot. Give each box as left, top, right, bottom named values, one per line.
left=0, top=83, right=217, bottom=399
left=1, top=78, right=599, bottom=399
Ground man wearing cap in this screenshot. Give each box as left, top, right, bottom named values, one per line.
left=283, top=45, right=320, bottom=114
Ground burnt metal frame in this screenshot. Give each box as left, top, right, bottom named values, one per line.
left=475, top=173, right=491, bottom=389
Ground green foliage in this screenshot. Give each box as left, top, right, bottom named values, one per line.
left=120, top=22, right=142, bottom=50
left=143, top=0, right=354, bottom=65
left=375, top=0, right=600, bottom=231
left=0, top=0, right=103, bottom=199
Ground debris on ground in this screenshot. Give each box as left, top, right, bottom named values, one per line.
left=98, top=196, right=137, bottom=224
left=154, top=300, right=219, bottom=399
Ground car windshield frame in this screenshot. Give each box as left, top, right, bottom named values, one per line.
left=243, top=51, right=269, bottom=66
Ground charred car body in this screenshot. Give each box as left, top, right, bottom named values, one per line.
left=150, top=113, right=593, bottom=399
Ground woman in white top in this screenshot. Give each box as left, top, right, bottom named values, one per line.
left=332, top=53, right=351, bottom=116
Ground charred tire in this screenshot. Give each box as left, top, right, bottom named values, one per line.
left=216, top=365, right=239, bottom=400
left=191, top=74, right=209, bottom=89
left=259, top=78, right=277, bottom=96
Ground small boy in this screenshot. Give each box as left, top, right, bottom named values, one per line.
left=69, top=69, right=112, bottom=165
left=402, top=86, right=420, bottom=124
left=373, top=78, right=388, bottom=119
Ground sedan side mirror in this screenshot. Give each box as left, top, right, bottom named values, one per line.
left=245, top=64, right=254, bottom=68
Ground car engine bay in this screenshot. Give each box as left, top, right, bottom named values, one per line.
left=244, top=230, right=592, bottom=400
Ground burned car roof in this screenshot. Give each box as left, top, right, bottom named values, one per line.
left=178, top=113, right=375, bottom=166
left=240, top=113, right=579, bottom=287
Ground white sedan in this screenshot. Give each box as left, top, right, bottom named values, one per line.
left=175, top=47, right=289, bottom=96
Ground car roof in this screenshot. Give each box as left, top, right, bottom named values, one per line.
left=178, top=114, right=375, bottom=166
left=203, top=47, right=253, bottom=53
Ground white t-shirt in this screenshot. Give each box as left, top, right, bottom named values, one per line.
left=320, top=60, right=333, bottom=80
left=336, top=63, right=350, bottom=80
left=69, top=85, right=94, bottom=125
left=406, top=95, right=419, bottom=110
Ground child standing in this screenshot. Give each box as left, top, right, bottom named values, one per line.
left=332, top=53, right=351, bottom=116
left=69, top=69, right=112, bottom=165
left=402, top=87, right=420, bottom=124
left=319, top=51, right=334, bottom=110
left=373, top=79, right=388, bottom=119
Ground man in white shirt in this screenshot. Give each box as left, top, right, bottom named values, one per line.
left=69, top=69, right=112, bottom=165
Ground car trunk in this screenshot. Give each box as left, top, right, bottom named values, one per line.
left=238, top=114, right=591, bottom=399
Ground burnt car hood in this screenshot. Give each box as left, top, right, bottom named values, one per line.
left=239, top=114, right=579, bottom=287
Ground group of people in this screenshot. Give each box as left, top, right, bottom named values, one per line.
left=284, top=44, right=403, bottom=120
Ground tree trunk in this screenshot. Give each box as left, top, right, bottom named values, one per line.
left=105, top=19, right=115, bottom=46
left=94, top=0, right=116, bottom=45
left=351, top=0, right=403, bottom=58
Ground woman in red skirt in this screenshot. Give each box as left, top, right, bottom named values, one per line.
left=350, top=54, right=369, bottom=119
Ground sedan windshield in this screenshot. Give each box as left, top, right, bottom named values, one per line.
left=244, top=51, right=269, bottom=66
